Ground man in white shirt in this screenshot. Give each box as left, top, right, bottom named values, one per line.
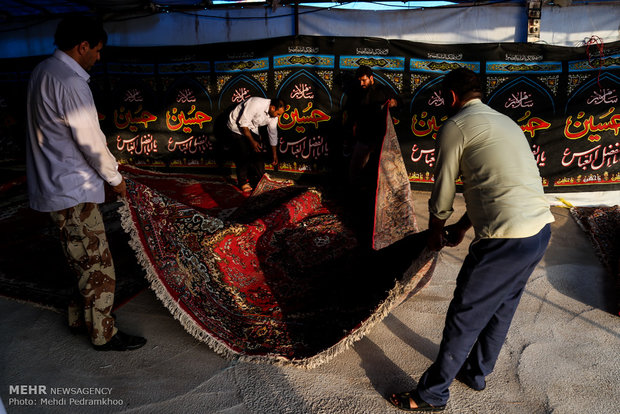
left=26, top=16, right=146, bottom=351
left=227, top=97, right=285, bottom=192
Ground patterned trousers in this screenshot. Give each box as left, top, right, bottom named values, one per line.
left=50, top=203, right=117, bottom=345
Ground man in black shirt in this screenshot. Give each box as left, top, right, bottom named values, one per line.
left=342, top=66, right=400, bottom=246
left=347, top=65, right=398, bottom=187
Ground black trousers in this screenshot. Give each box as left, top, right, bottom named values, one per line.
left=417, top=224, right=552, bottom=406
left=229, top=131, right=265, bottom=187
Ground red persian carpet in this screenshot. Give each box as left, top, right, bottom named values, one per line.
left=120, top=165, right=437, bottom=367
left=570, top=205, right=620, bottom=316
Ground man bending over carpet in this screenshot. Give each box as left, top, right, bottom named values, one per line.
left=26, top=16, right=146, bottom=351
left=388, top=68, right=554, bottom=411
left=227, top=97, right=286, bottom=193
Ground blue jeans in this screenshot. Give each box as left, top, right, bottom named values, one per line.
left=417, top=224, right=551, bottom=406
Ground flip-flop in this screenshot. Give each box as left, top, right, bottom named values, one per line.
left=388, top=389, right=446, bottom=412
left=240, top=184, right=253, bottom=193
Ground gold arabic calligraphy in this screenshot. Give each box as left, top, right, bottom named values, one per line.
left=561, top=142, right=620, bottom=171
left=116, top=134, right=158, bottom=155
left=166, top=105, right=213, bottom=133
left=167, top=135, right=211, bottom=154
left=114, top=106, right=157, bottom=132
left=411, top=112, right=446, bottom=139
left=278, top=102, right=331, bottom=133
left=564, top=108, right=620, bottom=141
left=517, top=111, right=551, bottom=138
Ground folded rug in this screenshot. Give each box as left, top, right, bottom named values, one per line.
left=570, top=205, right=620, bottom=316
left=373, top=108, right=418, bottom=250
left=120, top=166, right=437, bottom=367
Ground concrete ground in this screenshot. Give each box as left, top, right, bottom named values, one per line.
left=1, top=191, right=618, bottom=414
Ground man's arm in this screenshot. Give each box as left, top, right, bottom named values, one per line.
left=270, top=146, right=278, bottom=165
left=427, top=120, right=464, bottom=250
left=240, top=126, right=261, bottom=153
left=64, top=80, right=123, bottom=188
left=381, top=87, right=400, bottom=119
left=428, top=212, right=471, bottom=250
left=428, top=214, right=447, bottom=251
left=111, top=178, right=127, bottom=198
left=378, top=87, right=398, bottom=109
left=267, top=118, right=279, bottom=165
left=236, top=99, right=263, bottom=153
left=443, top=213, right=471, bottom=246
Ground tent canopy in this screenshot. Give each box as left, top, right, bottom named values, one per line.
left=2, top=0, right=617, bottom=24
left=1, top=0, right=618, bottom=56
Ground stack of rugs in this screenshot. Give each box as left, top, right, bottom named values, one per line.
left=570, top=205, right=620, bottom=316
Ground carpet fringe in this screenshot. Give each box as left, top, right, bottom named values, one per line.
left=277, top=249, right=437, bottom=369
left=118, top=199, right=437, bottom=369
left=118, top=201, right=246, bottom=361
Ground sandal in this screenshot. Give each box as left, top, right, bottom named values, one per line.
left=240, top=183, right=253, bottom=193
left=388, top=389, right=445, bottom=412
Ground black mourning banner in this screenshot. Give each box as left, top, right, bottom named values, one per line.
left=1, top=36, right=619, bottom=192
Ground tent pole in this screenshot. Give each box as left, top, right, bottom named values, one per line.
left=294, top=1, right=299, bottom=36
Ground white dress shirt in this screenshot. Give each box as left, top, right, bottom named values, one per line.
left=227, top=97, right=279, bottom=146
left=26, top=49, right=122, bottom=212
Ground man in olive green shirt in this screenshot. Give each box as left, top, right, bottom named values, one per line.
left=389, top=68, right=554, bottom=412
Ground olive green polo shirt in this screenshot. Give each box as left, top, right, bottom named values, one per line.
left=429, top=99, right=554, bottom=239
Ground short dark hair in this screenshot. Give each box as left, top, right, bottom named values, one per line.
left=442, top=67, right=482, bottom=99
left=271, top=98, right=286, bottom=109
left=355, top=65, right=373, bottom=79
left=54, top=16, right=108, bottom=51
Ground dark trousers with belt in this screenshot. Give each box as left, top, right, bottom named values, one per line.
left=229, top=131, right=264, bottom=187
left=417, top=224, right=551, bottom=406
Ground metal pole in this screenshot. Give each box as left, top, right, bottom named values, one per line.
left=294, top=1, right=299, bottom=36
